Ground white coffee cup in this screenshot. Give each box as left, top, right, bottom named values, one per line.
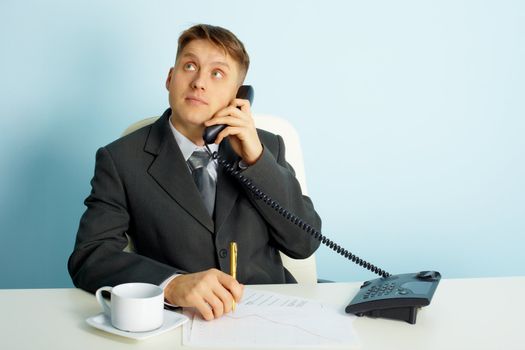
left=95, top=282, right=164, bottom=332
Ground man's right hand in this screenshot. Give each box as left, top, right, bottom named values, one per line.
left=164, top=268, right=244, bottom=321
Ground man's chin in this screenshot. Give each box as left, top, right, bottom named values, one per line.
left=171, top=116, right=204, bottom=131
left=181, top=113, right=211, bottom=127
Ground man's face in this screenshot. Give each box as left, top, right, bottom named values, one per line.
left=166, top=39, right=241, bottom=136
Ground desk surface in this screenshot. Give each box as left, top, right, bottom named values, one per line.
left=1, top=277, right=524, bottom=350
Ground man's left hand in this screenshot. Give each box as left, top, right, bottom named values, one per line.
left=204, top=98, right=263, bottom=165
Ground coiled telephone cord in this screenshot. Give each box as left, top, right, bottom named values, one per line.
left=206, top=146, right=391, bottom=278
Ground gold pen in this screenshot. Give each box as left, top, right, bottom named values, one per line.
left=230, top=242, right=237, bottom=311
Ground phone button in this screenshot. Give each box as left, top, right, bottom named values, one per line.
left=397, top=288, right=409, bottom=295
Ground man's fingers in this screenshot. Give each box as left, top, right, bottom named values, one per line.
left=212, top=283, right=235, bottom=314
left=231, top=282, right=244, bottom=303
left=217, top=272, right=244, bottom=302
left=166, top=269, right=244, bottom=321
left=204, top=292, right=225, bottom=319
left=209, top=103, right=253, bottom=123
left=206, top=115, right=246, bottom=128
left=194, top=299, right=215, bottom=321
left=231, top=98, right=251, bottom=113
left=214, top=127, right=242, bottom=145
left=210, top=106, right=243, bottom=120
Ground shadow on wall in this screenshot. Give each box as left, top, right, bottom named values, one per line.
left=0, top=30, right=131, bottom=288
left=0, top=110, right=94, bottom=288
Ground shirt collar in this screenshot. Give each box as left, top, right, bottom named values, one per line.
left=168, top=117, right=219, bottom=162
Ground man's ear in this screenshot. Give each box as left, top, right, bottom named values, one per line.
left=165, top=67, right=174, bottom=90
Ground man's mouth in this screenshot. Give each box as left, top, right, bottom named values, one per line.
left=185, top=96, right=208, bottom=105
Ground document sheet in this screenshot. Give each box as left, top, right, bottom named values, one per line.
left=182, top=288, right=358, bottom=347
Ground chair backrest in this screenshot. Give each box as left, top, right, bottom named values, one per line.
left=122, top=115, right=318, bottom=284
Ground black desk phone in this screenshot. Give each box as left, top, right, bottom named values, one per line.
left=203, top=85, right=441, bottom=324
left=345, top=271, right=441, bottom=324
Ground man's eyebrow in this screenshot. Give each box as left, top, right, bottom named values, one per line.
left=181, top=52, right=230, bottom=69
left=211, top=61, right=230, bottom=69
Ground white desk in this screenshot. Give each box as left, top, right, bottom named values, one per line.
left=1, top=277, right=523, bottom=349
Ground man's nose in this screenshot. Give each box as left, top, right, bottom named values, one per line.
left=191, top=71, right=206, bottom=90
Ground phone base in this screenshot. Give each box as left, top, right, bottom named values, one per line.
left=354, top=306, right=418, bottom=324
left=345, top=271, right=441, bottom=325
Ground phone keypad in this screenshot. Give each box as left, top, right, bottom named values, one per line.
left=362, top=282, right=396, bottom=299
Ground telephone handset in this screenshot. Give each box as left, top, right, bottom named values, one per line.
left=202, top=86, right=440, bottom=324
left=203, top=85, right=255, bottom=144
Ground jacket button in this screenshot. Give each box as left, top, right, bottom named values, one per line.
left=219, top=249, right=227, bottom=259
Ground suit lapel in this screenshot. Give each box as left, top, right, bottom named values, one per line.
left=145, top=110, right=214, bottom=233
left=214, top=138, right=242, bottom=234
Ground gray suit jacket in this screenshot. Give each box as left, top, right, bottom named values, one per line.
left=68, top=109, right=321, bottom=293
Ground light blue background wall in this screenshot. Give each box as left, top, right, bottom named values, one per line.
left=1, top=0, right=523, bottom=288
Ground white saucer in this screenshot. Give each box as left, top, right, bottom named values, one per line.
left=86, top=310, right=188, bottom=340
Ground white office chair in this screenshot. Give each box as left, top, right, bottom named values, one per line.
left=122, top=115, right=318, bottom=284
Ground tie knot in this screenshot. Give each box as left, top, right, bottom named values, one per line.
left=187, top=150, right=211, bottom=171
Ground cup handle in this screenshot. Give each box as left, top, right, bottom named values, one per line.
left=95, top=286, right=113, bottom=316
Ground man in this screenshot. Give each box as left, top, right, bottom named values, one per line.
left=68, top=24, right=321, bottom=321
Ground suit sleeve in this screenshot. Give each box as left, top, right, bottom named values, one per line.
left=67, top=147, right=182, bottom=293
left=240, top=134, right=322, bottom=259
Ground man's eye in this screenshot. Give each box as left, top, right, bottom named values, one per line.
left=212, top=70, right=224, bottom=79
left=184, top=63, right=196, bottom=71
